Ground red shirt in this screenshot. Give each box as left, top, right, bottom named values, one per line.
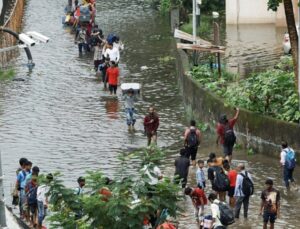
left=216, top=118, right=237, bottom=145
left=228, top=169, right=238, bottom=187
left=191, top=188, right=207, bottom=206
left=106, top=67, right=119, bottom=85
left=144, top=114, right=159, bottom=134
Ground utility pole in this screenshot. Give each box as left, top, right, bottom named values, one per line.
left=0, top=152, right=6, bottom=227
left=192, top=0, right=196, bottom=44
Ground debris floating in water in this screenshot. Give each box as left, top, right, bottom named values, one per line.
left=140, top=66, right=149, bottom=71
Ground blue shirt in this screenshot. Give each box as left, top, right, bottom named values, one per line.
left=196, top=168, right=206, bottom=187
left=17, top=170, right=30, bottom=189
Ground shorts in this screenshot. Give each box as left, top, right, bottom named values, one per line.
left=29, top=203, right=37, bottom=214
left=146, top=131, right=157, bottom=138
left=223, top=144, right=234, bottom=156
left=263, top=211, right=277, bottom=224
left=186, top=146, right=198, bottom=161
left=228, top=186, right=235, bottom=197
left=109, top=84, right=117, bottom=94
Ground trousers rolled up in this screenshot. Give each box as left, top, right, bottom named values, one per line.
left=125, top=108, right=136, bottom=126
left=235, top=195, right=250, bottom=218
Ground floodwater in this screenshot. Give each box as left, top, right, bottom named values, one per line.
left=0, top=0, right=299, bottom=228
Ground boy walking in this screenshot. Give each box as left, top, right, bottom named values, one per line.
left=174, top=148, right=190, bottom=188
left=280, top=141, right=296, bottom=190
left=106, top=61, right=119, bottom=95
left=260, top=179, right=280, bottom=229
left=184, top=120, right=201, bottom=166
left=144, top=106, right=159, bottom=146
left=216, top=108, right=239, bottom=162
left=37, top=173, right=53, bottom=229
left=234, top=163, right=254, bottom=219
left=196, top=160, right=206, bottom=189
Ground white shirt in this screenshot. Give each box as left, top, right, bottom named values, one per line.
left=234, top=170, right=253, bottom=197
left=211, top=199, right=223, bottom=227
left=103, top=47, right=120, bottom=62
left=37, top=185, right=49, bottom=204
left=280, top=147, right=295, bottom=166
left=113, top=42, right=124, bottom=51
left=142, top=165, right=162, bottom=185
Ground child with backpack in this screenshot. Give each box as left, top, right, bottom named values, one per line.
left=207, top=158, right=229, bottom=202
left=208, top=193, right=235, bottom=229
left=234, top=163, right=254, bottom=219
left=184, top=120, right=201, bottom=166
left=280, top=141, right=296, bottom=190
left=25, top=176, right=38, bottom=227
left=184, top=187, right=207, bottom=227
left=216, top=108, right=240, bottom=163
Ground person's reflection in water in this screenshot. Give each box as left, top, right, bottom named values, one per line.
left=105, top=98, right=119, bottom=120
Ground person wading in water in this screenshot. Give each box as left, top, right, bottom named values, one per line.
left=216, top=108, right=240, bottom=163
left=144, top=106, right=159, bottom=146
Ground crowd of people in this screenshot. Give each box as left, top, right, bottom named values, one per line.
left=12, top=158, right=53, bottom=229
left=9, top=1, right=297, bottom=229
left=173, top=108, right=297, bottom=229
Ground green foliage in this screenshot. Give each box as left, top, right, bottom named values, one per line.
left=247, top=148, right=255, bottom=155
left=190, top=64, right=300, bottom=123
left=267, top=0, right=282, bottom=11
left=47, top=146, right=182, bottom=229
left=149, top=0, right=182, bottom=13
left=196, top=121, right=209, bottom=132
left=0, top=69, right=15, bottom=80
left=225, top=70, right=299, bottom=122
left=200, top=0, right=225, bottom=13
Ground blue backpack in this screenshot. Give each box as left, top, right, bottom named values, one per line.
left=107, top=34, right=119, bottom=45
left=285, top=148, right=296, bottom=169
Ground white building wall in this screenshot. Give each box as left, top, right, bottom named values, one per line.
left=226, top=0, right=298, bottom=25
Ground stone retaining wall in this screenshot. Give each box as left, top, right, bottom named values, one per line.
left=175, top=48, right=300, bottom=156
left=0, top=0, right=25, bottom=66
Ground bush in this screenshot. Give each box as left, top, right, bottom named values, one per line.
left=46, top=146, right=182, bottom=229
left=190, top=65, right=300, bottom=123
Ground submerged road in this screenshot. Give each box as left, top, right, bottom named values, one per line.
left=0, top=0, right=299, bottom=228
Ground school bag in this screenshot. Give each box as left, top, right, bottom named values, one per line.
left=217, top=202, right=235, bottom=226
left=285, top=148, right=296, bottom=169
left=187, top=128, right=199, bottom=147
left=26, top=183, right=38, bottom=205
left=223, top=123, right=236, bottom=146
left=107, top=34, right=118, bottom=45
left=213, top=167, right=230, bottom=192
left=240, top=171, right=254, bottom=196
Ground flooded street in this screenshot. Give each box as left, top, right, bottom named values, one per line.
left=0, top=0, right=299, bottom=228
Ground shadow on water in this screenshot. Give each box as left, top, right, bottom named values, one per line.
left=0, top=0, right=299, bottom=228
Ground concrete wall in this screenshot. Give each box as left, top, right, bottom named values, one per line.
left=226, top=0, right=298, bottom=25
left=175, top=48, right=300, bottom=156
left=0, top=0, right=25, bottom=66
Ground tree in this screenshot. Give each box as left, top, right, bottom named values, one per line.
left=46, top=146, right=182, bottom=229
left=268, top=0, right=299, bottom=89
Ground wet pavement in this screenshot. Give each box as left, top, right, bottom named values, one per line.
left=0, top=0, right=299, bottom=228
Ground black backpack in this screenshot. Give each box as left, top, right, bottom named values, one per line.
left=240, top=172, right=254, bottom=196
left=26, top=183, right=37, bottom=205
left=218, top=201, right=235, bottom=226
left=213, top=167, right=230, bottom=192
left=187, top=128, right=199, bottom=147
left=224, top=123, right=236, bottom=146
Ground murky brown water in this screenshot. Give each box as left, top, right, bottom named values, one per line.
left=0, top=0, right=299, bottom=228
